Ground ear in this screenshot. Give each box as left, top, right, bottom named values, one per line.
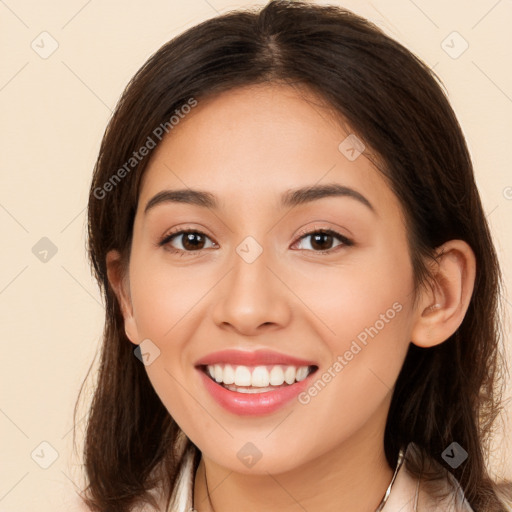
left=411, top=240, right=476, bottom=348
left=106, top=249, right=140, bottom=345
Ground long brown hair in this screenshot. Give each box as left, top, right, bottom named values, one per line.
left=78, top=1, right=511, bottom=510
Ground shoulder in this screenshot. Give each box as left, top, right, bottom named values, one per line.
left=383, top=442, right=474, bottom=512
left=415, top=469, right=475, bottom=511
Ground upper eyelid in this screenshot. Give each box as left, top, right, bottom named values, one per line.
left=295, top=226, right=350, bottom=239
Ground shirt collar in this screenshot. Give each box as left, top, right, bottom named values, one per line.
left=168, top=441, right=474, bottom=512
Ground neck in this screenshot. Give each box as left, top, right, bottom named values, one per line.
left=193, top=404, right=395, bottom=512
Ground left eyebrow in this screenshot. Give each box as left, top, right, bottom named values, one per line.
left=281, top=183, right=375, bottom=213
left=143, top=183, right=376, bottom=215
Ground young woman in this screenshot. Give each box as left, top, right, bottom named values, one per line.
left=78, top=1, right=512, bottom=510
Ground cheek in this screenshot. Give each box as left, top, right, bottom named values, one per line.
left=292, top=243, right=414, bottom=412
left=127, top=253, right=218, bottom=423
left=129, top=251, right=211, bottom=339
left=294, top=238, right=414, bottom=356
left=290, top=279, right=413, bottom=463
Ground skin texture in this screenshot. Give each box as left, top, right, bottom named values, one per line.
left=106, top=83, right=476, bottom=512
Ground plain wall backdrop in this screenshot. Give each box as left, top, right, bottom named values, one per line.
left=1, top=0, right=511, bottom=510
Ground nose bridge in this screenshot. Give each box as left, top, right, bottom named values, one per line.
left=229, top=234, right=275, bottom=305
left=211, top=233, right=291, bottom=332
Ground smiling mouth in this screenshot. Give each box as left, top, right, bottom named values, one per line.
left=199, top=363, right=319, bottom=394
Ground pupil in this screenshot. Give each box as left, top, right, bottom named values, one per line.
left=312, top=233, right=332, bottom=250
left=184, top=233, right=204, bottom=250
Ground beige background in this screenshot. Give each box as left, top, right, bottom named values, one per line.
left=0, top=0, right=511, bottom=510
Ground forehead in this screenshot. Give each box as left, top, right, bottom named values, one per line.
left=137, top=83, right=400, bottom=220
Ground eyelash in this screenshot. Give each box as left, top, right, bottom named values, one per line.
left=157, top=226, right=353, bottom=257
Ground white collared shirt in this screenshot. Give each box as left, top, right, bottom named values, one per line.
left=167, top=442, right=474, bottom=512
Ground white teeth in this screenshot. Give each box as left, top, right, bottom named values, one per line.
left=205, top=363, right=314, bottom=388
left=214, top=364, right=223, bottom=383
left=223, top=384, right=283, bottom=394
left=269, top=366, right=285, bottom=386
left=284, top=366, right=296, bottom=385
left=223, top=364, right=235, bottom=384
left=251, top=366, right=270, bottom=387
left=296, top=366, right=309, bottom=382
left=234, top=366, right=252, bottom=386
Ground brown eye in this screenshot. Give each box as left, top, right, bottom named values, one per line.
left=294, top=229, right=353, bottom=253
left=159, top=230, right=217, bottom=254
left=179, top=232, right=207, bottom=251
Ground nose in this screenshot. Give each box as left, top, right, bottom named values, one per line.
left=211, top=241, right=293, bottom=336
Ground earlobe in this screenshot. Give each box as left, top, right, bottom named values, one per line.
left=411, top=240, right=476, bottom=348
left=106, top=250, right=140, bottom=345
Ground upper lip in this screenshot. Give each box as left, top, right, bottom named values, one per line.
left=194, top=349, right=318, bottom=368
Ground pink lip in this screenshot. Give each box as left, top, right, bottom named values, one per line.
left=194, top=349, right=317, bottom=367
left=196, top=367, right=318, bottom=416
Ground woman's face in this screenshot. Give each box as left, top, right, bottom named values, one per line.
left=116, top=83, right=419, bottom=474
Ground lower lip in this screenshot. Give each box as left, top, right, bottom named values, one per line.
left=197, top=368, right=315, bottom=416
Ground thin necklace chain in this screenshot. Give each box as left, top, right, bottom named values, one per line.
left=375, top=447, right=406, bottom=511
left=201, top=448, right=406, bottom=512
